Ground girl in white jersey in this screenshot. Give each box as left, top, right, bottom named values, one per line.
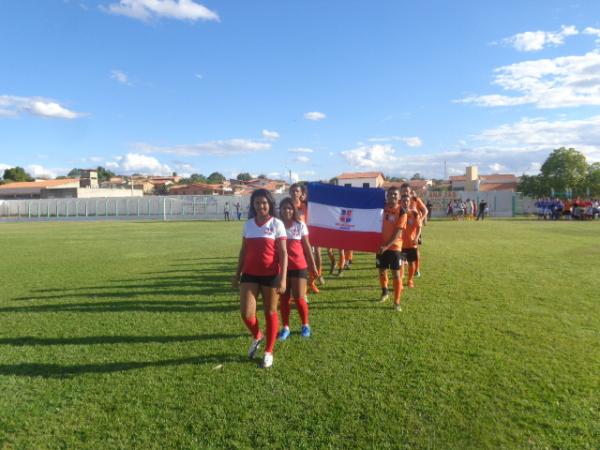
left=277, top=197, right=318, bottom=340
left=232, top=189, right=287, bottom=368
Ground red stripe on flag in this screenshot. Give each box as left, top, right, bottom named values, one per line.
left=308, top=226, right=381, bottom=253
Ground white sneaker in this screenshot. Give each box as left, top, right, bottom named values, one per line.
left=248, top=336, right=263, bottom=359
left=394, top=303, right=402, bottom=312
left=378, top=293, right=389, bottom=303
left=261, top=352, right=273, bottom=368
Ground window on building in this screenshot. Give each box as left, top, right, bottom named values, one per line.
left=363, top=183, right=370, bottom=188
left=344, top=183, right=352, bottom=188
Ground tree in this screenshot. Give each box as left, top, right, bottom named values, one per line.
left=68, top=168, right=83, bottom=178
left=236, top=172, right=252, bottom=181
left=411, top=173, right=424, bottom=180
left=206, top=172, right=225, bottom=184
left=258, top=174, right=267, bottom=179
left=3, top=166, right=33, bottom=182
left=540, top=147, right=588, bottom=196
left=518, top=174, right=547, bottom=198
left=587, top=162, right=600, bottom=196
left=96, top=166, right=115, bottom=183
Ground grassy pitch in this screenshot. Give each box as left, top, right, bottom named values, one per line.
left=0, top=219, right=598, bottom=449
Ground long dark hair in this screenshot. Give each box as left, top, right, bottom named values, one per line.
left=248, top=189, right=276, bottom=219
left=278, top=197, right=299, bottom=224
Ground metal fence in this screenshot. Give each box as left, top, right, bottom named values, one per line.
left=0, top=192, right=535, bottom=222
left=0, top=195, right=259, bottom=222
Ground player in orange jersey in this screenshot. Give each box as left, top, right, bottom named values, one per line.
left=400, top=194, right=422, bottom=288
left=376, top=186, right=407, bottom=311
left=401, top=183, right=428, bottom=277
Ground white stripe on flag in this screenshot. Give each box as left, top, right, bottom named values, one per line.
left=308, top=202, right=383, bottom=233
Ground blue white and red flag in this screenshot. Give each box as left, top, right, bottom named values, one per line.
left=306, top=182, right=385, bottom=252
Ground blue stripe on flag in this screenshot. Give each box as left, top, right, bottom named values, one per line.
left=306, top=182, right=385, bottom=209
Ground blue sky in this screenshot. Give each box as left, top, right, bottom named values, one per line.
left=2, top=0, right=600, bottom=182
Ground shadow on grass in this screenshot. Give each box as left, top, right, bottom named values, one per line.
left=0, top=332, right=245, bottom=346
left=0, top=299, right=238, bottom=314
left=0, top=354, right=247, bottom=378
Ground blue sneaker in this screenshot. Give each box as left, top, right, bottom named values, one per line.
left=301, top=325, right=311, bottom=338
left=278, top=328, right=290, bottom=341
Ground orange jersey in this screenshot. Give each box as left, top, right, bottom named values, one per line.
left=410, top=197, right=427, bottom=220
left=381, top=205, right=407, bottom=251
left=294, top=200, right=308, bottom=223
left=402, top=210, right=421, bottom=249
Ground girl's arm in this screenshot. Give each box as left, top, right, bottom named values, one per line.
left=301, top=235, right=319, bottom=276
left=275, top=239, right=288, bottom=294
left=232, top=237, right=246, bottom=288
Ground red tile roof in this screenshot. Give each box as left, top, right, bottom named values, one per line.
left=337, top=172, right=384, bottom=179
left=0, top=179, right=79, bottom=190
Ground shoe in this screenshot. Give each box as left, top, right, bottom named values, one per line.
left=343, top=262, right=350, bottom=270
left=317, top=275, right=325, bottom=286
left=301, top=325, right=311, bottom=338
left=394, top=303, right=402, bottom=312
left=248, top=336, right=263, bottom=359
left=415, top=271, right=421, bottom=278
left=379, top=292, right=389, bottom=303
left=278, top=328, right=290, bottom=341
left=309, top=282, right=320, bottom=294
left=260, top=352, right=273, bottom=368
left=408, top=280, right=415, bottom=288
left=336, top=269, right=344, bottom=277
left=305, top=294, right=310, bottom=304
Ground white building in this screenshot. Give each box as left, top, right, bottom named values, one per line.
left=336, top=172, right=385, bottom=188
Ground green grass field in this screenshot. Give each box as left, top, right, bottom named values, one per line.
left=0, top=219, right=598, bottom=449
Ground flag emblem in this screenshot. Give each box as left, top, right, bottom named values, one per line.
left=339, top=209, right=353, bottom=223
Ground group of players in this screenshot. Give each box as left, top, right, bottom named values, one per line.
left=232, top=182, right=428, bottom=368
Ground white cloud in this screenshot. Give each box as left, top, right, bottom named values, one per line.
left=133, top=138, right=271, bottom=156
left=171, top=161, right=195, bottom=177
left=340, top=115, right=600, bottom=178
left=368, top=136, right=422, bottom=147
left=194, top=73, right=203, bottom=79
left=108, top=153, right=173, bottom=175
left=261, top=129, right=280, bottom=140
left=294, top=155, right=310, bottom=163
left=110, top=69, right=132, bottom=86
left=288, top=147, right=314, bottom=153
left=304, top=111, right=326, bottom=121
left=583, top=27, right=600, bottom=43
left=502, top=25, right=578, bottom=52
left=301, top=170, right=316, bottom=177
left=458, top=50, right=600, bottom=108
left=26, top=164, right=65, bottom=179
left=0, top=95, right=84, bottom=119
left=104, top=0, right=219, bottom=22
left=0, top=163, right=11, bottom=177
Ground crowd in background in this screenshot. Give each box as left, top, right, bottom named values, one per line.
left=534, top=198, right=600, bottom=220
left=447, top=198, right=488, bottom=221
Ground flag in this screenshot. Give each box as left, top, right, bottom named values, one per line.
left=306, top=182, right=385, bottom=252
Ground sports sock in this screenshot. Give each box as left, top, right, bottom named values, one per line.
left=415, top=256, right=420, bottom=273
left=393, top=278, right=402, bottom=304
left=265, top=311, right=278, bottom=353
left=379, top=271, right=388, bottom=289
left=296, top=297, right=309, bottom=326
left=408, top=262, right=415, bottom=282
left=337, top=249, right=345, bottom=270
left=279, top=293, right=291, bottom=328
left=242, top=316, right=261, bottom=340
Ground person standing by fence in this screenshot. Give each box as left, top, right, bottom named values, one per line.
left=224, top=202, right=230, bottom=221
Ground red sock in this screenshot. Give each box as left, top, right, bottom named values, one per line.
left=393, top=278, right=402, bottom=304
left=265, top=311, right=278, bottom=353
left=279, top=293, right=291, bottom=328
left=296, top=297, right=309, bottom=326
left=242, top=316, right=261, bottom=339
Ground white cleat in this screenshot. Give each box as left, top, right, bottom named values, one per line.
left=260, top=352, right=273, bottom=368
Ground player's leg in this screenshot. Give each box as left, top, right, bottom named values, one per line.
left=260, top=283, right=279, bottom=368
left=278, top=283, right=292, bottom=340
left=240, top=281, right=263, bottom=358
left=292, top=275, right=310, bottom=337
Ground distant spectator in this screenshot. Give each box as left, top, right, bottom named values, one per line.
left=235, top=202, right=242, bottom=220
left=425, top=200, right=433, bottom=220
left=224, top=202, right=230, bottom=221
left=477, top=200, right=487, bottom=220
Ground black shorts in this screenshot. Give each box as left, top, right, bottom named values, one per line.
left=240, top=273, right=278, bottom=287
left=287, top=269, right=308, bottom=279
left=376, top=250, right=404, bottom=270
left=402, top=248, right=418, bottom=262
